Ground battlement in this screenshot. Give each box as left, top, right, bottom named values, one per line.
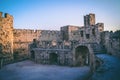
left=41, top=30, right=60, bottom=34
left=14, top=29, right=60, bottom=37
left=14, top=29, right=41, bottom=33
left=0, top=12, right=13, bottom=19
left=0, top=12, right=2, bottom=17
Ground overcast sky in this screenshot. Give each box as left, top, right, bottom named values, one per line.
left=0, top=0, right=120, bottom=31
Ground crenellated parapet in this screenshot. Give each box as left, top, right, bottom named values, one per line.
left=0, top=12, right=13, bottom=29
left=13, top=29, right=41, bottom=42
left=0, top=12, right=13, bottom=18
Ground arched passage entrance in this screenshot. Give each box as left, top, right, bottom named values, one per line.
left=49, top=53, right=58, bottom=64
left=75, top=46, right=89, bottom=66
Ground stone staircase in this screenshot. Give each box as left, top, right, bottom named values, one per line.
left=91, top=43, right=106, bottom=54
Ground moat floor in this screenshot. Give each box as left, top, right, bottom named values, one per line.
left=0, top=60, right=90, bottom=80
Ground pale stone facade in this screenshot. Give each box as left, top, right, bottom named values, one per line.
left=0, top=12, right=13, bottom=61
left=13, top=29, right=41, bottom=60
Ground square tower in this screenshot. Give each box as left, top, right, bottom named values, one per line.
left=84, top=13, right=95, bottom=27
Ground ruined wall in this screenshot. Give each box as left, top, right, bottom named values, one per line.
left=61, top=26, right=69, bottom=40
left=83, top=13, right=103, bottom=44
left=100, top=31, right=110, bottom=51
left=68, top=25, right=80, bottom=41
left=60, top=15, right=104, bottom=44
left=61, top=25, right=80, bottom=41
left=0, top=12, right=13, bottom=60
left=66, top=25, right=103, bottom=44
left=14, top=29, right=62, bottom=60
left=36, top=30, right=61, bottom=49
left=13, top=29, right=41, bottom=60
left=33, top=49, right=73, bottom=66
left=109, top=38, right=120, bottom=57
left=96, top=23, right=104, bottom=32
left=17, top=13, right=104, bottom=61
left=101, top=31, right=120, bottom=57
left=39, top=30, right=61, bottom=41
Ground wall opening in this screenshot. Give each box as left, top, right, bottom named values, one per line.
left=92, top=28, right=95, bottom=36
left=0, top=43, right=3, bottom=53
left=86, top=34, right=90, bottom=39
left=49, top=53, right=58, bottom=64
left=75, top=46, right=89, bottom=66
left=80, top=31, right=83, bottom=37
left=30, top=50, right=35, bottom=59
left=13, top=51, right=19, bottom=60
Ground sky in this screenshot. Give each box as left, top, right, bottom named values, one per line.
left=0, top=0, right=120, bottom=31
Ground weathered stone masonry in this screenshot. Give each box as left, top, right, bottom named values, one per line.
left=1, top=12, right=119, bottom=71
left=13, top=29, right=41, bottom=60
left=0, top=12, right=13, bottom=62
left=0, top=12, right=103, bottom=69
left=29, top=13, right=104, bottom=68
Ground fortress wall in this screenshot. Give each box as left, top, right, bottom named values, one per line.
left=0, top=12, right=13, bottom=57
left=13, top=29, right=61, bottom=60
left=0, top=12, right=14, bottom=64
left=39, top=30, right=61, bottom=41
left=13, top=29, right=41, bottom=60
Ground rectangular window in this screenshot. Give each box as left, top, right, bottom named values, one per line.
left=80, top=31, right=83, bottom=37
left=92, top=28, right=95, bottom=35
left=86, top=34, right=90, bottom=39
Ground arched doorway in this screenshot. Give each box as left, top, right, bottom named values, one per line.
left=31, top=50, right=35, bottom=59
left=75, top=46, right=89, bottom=66
left=49, top=53, right=58, bottom=64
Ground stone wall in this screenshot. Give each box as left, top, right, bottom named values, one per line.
left=61, top=25, right=80, bottom=41
left=30, top=43, right=96, bottom=69
left=32, top=48, right=73, bottom=66
left=84, top=13, right=95, bottom=27
left=101, top=31, right=120, bottom=57
left=0, top=12, right=13, bottom=61
left=39, top=30, right=61, bottom=41
left=109, top=39, right=120, bottom=57
left=60, top=24, right=104, bottom=44
left=13, top=29, right=41, bottom=60
left=0, top=12, right=106, bottom=69
left=13, top=29, right=61, bottom=60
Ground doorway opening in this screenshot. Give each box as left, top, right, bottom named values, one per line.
left=49, top=53, right=58, bottom=64
left=75, top=46, right=89, bottom=66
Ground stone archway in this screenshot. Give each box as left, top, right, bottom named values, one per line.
left=75, top=46, right=89, bottom=66
left=49, top=53, right=58, bottom=64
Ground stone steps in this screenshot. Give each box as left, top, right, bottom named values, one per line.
left=91, top=43, right=106, bottom=54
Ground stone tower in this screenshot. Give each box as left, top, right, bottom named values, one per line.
left=84, top=13, right=95, bottom=27
left=61, top=25, right=79, bottom=41
left=0, top=12, right=13, bottom=58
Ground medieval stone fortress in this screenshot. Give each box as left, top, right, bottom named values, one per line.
left=0, top=12, right=120, bottom=70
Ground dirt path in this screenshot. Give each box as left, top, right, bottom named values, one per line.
left=0, top=60, right=90, bottom=80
